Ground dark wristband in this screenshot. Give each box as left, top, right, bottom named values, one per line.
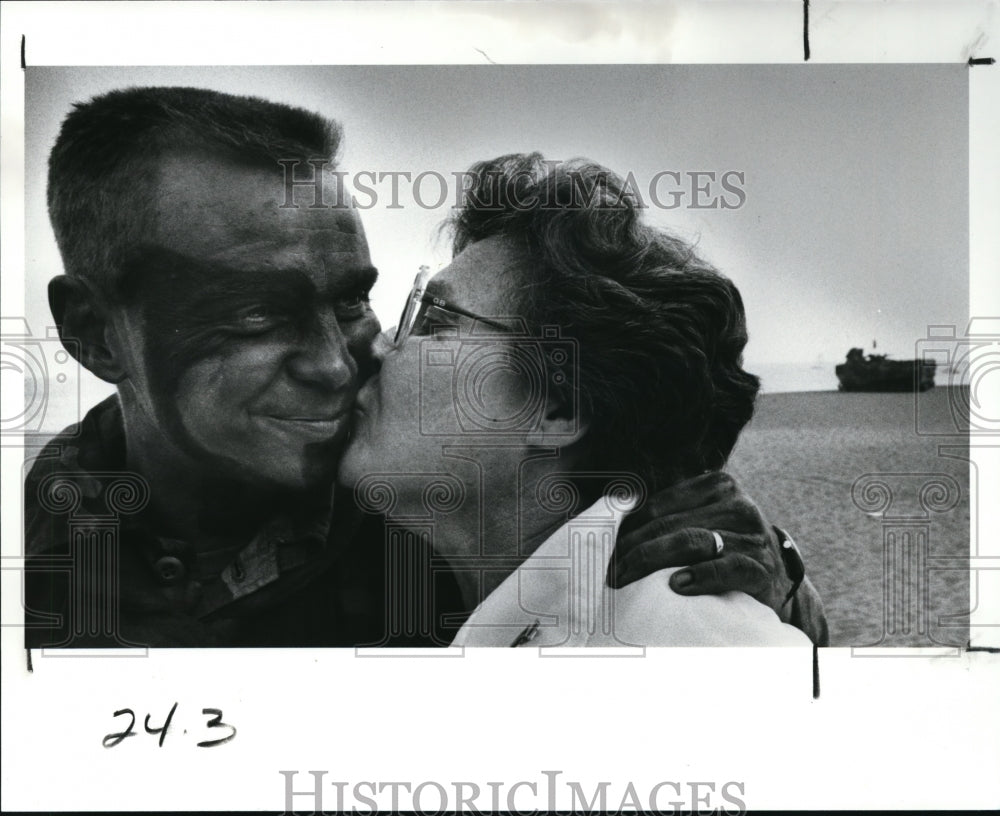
left=773, top=525, right=805, bottom=608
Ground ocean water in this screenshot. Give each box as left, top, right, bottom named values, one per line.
left=752, top=362, right=840, bottom=394
left=752, top=360, right=963, bottom=394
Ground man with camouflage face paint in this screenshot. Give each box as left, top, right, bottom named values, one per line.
left=24, top=87, right=827, bottom=648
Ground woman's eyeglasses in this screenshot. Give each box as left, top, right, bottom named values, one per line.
left=393, top=269, right=513, bottom=346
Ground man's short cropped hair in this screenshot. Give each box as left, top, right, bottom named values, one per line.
left=447, top=152, right=760, bottom=490
left=47, top=86, right=342, bottom=297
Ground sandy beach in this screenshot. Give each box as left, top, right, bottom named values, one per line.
left=727, top=387, right=970, bottom=647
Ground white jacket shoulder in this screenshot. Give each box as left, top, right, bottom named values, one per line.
left=594, top=567, right=811, bottom=647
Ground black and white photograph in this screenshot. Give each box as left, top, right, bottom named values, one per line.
left=2, top=1, right=998, bottom=812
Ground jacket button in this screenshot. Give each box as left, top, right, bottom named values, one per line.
left=154, top=556, right=186, bottom=585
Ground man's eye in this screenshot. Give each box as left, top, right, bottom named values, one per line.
left=234, top=306, right=281, bottom=332
left=335, top=290, right=372, bottom=319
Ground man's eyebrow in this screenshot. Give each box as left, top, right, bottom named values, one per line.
left=332, top=264, right=379, bottom=293
left=121, top=245, right=379, bottom=298
left=207, top=261, right=379, bottom=290
left=124, top=246, right=290, bottom=284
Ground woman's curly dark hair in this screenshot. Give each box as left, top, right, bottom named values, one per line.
left=446, top=152, right=760, bottom=491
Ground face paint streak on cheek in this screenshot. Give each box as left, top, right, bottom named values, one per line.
left=172, top=358, right=233, bottom=448
left=148, top=339, right=249, bottom=465
left=185, top=347, right=272, bottom=419
left=241, top=339, right=299, bottom=407
left=112, top=316, right=158, bottom=418
left=139, top=327, right=191, bottom=434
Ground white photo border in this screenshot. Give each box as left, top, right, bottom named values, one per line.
left=1, top=1, right=998, bottom=811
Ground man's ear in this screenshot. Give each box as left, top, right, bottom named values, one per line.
left=525, top=395, right=589, bottom=447
left=48, top=275, right=128, bottom=384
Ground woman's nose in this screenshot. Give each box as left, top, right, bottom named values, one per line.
left=371, top=327, right=397, bottom=367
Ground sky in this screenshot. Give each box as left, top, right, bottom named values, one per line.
left=24, top=64, right=968, bottom=420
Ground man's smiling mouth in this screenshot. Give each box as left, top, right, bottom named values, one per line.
left=259, top=411, right=350, bottom=438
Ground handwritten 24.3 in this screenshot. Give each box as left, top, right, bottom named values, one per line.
left=102, top=703, right=236, bottom=748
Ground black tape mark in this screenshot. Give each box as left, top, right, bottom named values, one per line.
left=474, top=47, right=497, bottom=65
left=803, top=0, right=811, bottom=62
left=21, top=35, right=26, bottom=70
left=812, top=643, right=820, bottom=699
left=966, top=641, right=1000, bottom=653
left=968, top=57, right=995, bottom=66
left=26, top=648, right=33, bottom=673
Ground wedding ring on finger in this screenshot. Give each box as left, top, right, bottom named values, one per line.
left=711, top=530, right=725, bottom=556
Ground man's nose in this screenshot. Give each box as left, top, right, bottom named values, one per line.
left=287, top=314, right=357, bottom=390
